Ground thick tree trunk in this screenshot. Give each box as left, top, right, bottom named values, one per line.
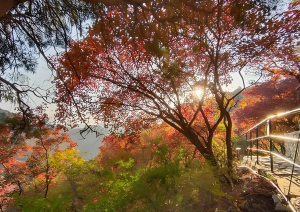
left=224, top=112, right=234, bottom=188
left=225, top=112, right=233, bottom=170
left=182, top=127, right=218, bottom=167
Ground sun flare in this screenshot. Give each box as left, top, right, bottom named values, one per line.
left=195, top=89, right=203, bottom=98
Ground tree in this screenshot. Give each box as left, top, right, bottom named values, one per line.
left=0, top=106, right=77, bottom=200
left=0, top=0, right=96, bottom=120
left=86, top=125, right=228, bottom=212
left=256, top=0, right=300, bottom=84
left=232, top=78, right=300, bottom=132
left=0, top=120, right=30, bottom=198
left=0, top=0, right=152, bottom=124
left=50, top=149, right=87, bottom=196
left=98, top=121, right=203, bottom=169
left=53, top=0, right=300, bottom=179
left=26, top=125, right=77, bottom=198
left=0, top=0, right=151, bottom=19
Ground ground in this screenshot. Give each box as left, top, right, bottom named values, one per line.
left=216, top=167, right=288, bottom=212
left=242, top=155, right=300, bottom=211
left=234, top=167, right=279, bottom=212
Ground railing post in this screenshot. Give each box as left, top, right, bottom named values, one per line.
left=267, top=119, right=274, bottom=172
left=250, top=131, right=252, bottom=160
left=246, top=133, right=248, bottom=159
left=288, top=138, right=299, bottom=198
left=256, top=127, right=259, bottom=165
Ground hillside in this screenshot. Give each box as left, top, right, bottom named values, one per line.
left=0, top=108, right=12, bottom=123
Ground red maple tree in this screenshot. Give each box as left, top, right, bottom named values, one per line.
left=0, top=106, right=77, bottom=199
left=53, top=0, right=300, bottom=180
left=232, top=78, right=300, bottom=133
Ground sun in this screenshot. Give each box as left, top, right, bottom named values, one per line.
left=195, top=89, right=203, bottom=98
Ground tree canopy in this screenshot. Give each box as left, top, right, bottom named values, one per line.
left=0, top=0, right=96, bottom=118
left=232, top=78, right=300, bottom=133
left=52, top=0, right=300, bottom=173
left=0, top=0, right=155, bottom=130
left=0, top=0, right=298, bottom=172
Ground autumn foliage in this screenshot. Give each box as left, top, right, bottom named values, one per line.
left=0, top=106, right=77, bottom=210
left=232, top=78, right=300, bottom=133
left=1, top=0, right=300, bottom=210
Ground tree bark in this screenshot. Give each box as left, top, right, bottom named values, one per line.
left=44, top=180, right=49, bottom=198
left=225, top=112, right=233, bottom=170
left=224, top=111, right=234, bottom=188
left=16, top=181, right=23, bottom=196
left=182, top=127, right=219, bottom=167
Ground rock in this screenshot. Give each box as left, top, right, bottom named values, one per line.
left=277, top=194, right=288, bottom=205
left=275, top=202, right=288, bottom=211
left=258, top=168, right=267, bottom=175
left=272, top=194, right=280, bottom=203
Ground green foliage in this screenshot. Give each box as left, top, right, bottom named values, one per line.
left=84, top=146, right=226, bottom=212
left=117, top=158, right=135, bottom=169
left=13, top=193, right=73, bottom=212
left=10, top=130, right=231, bottom=212
left=49, top=149, right=90, bottom=195
left=263, top=173, right=275, bottom=180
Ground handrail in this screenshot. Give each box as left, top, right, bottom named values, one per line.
left=247, top=148, right=300, bottom=168
left=242, top=107, right=300, bottom=207
left=246, top=135, right=300, bottom=142
left=242, top=108, right=300, bottom=135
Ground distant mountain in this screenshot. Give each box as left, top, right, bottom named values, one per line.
left=228, top=86, right=243, bottom=109
left=0, top=108, right=13, bottom=123
left=64, top=127, right=110, bottom=160
left=0, top=108, right=112, bottom=160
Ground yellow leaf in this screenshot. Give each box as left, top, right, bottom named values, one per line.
left=240, top=101, right=247, bottom=108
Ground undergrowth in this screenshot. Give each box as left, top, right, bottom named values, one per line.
left=8, top=137, right=232, bottom=212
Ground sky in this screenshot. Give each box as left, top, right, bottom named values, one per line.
left=0, top=54, right=57, bottom=120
